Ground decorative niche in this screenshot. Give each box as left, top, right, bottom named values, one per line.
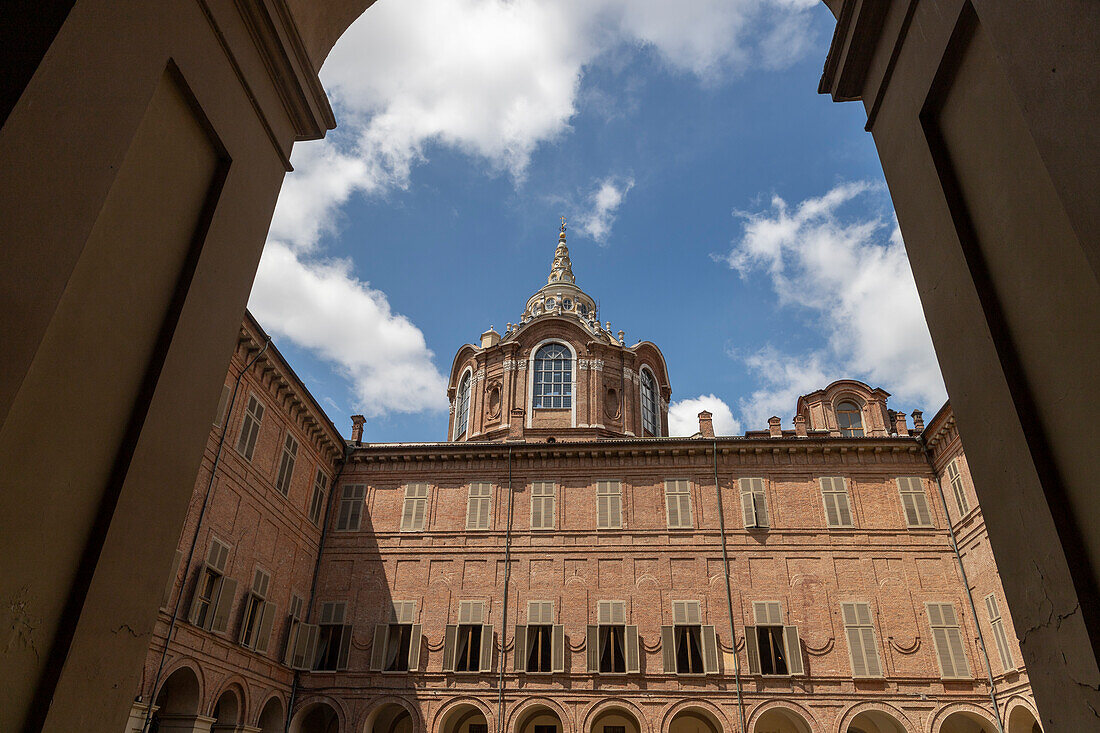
left=485, top=380, right=502, bottom=421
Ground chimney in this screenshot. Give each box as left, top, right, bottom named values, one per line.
left=480, top=326, right=501, bottom=349
left=894, top=411, right=909, bottom=436
left=350, top=415, right=366, bottom=445
left=911, top=409, right=924, bottom=433
left=768, top=416, right=782, bottom=437
left=508, top=408, right=525, bottom=440
left=698, top=410, right=715, bottom=438
left=794, top=414, right=808, bottom=437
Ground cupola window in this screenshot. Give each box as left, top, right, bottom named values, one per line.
left=533, top=344, right=572, bottom=409
left=640, top=369, right=659, bottom=436
left=836, top=400, right=864, bottom=437
left=455, top=371, right=472, bottom=439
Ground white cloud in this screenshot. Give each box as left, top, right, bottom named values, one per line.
left=721, top=182, right=946, bottom=429
left=254, top=0, right=820, bottom=418
left=668, top=394, right=742, bottom=437
left=578, top=176, right=634, bottom=243
left=249, top=242, right=448, bottom=417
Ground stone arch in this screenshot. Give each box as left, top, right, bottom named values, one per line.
left=662, top=701, right=728, bottom=733
left=583, top=698, right=648, bottom=733
left=210, top=682, right=245, bottom=729
left=256, top=695, right=286, bottom=733
left=154, top=661, right=202, bottom=716
left=930, top=704, right=1000, bottom=733
left=1004, top=698, right=1042, bottom=733
left=435, top=697, right=495, bottom=733
left=748, top=701, right=818, bottom=733
left=291, top=697, right=345, bottom=733
left=838, top=702, right=914, bottom=733
left=511, top=697, right=571, bottom=733
left=362, top=696, right=421, bottom=733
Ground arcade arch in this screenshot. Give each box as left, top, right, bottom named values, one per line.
left=1006, top=705, right=1041, bottom=733
left=937, top=710, right=998, bottom=733
left=211, top=686, right=242, bottom=730
left=752, top=706, right=812, bottom=733
left=440, top=702, right=492, bottom=733
left=365, top=701, right=416, bottom=733
left=291, top=701, right=342, bottom=733
left=669, top=708, right=722, bottom=733
left=151, top=665, right=202, bottom=730
left=590, top=706, right=643, bottom=733
left=257, top=697, right=286, bottom=733
left=847, top=710, right=907, bottom=733
left=515, top=703, right=567, bottom=733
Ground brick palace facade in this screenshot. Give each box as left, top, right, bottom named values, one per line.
left=128, top=225, right=1042, bottom=733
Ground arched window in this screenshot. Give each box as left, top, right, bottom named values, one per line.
left=455, top=371, right=471, bottom=439
left=836, top=400, right=864, bottom=437
left=640, top=369, right=659, bottom=436
left=533, top=343, right=572, bottom=409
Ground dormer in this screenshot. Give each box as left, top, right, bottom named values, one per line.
left=795, top=379, right=893, bottom=437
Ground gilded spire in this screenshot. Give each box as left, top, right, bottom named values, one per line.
left=548, top=217, right=575, bottom=285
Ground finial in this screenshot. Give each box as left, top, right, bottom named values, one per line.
left=560, top=216, right=567, bottom=234
left=547, top=217, right=575, bottom=285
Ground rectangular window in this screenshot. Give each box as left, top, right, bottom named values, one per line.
left=308, top=468, right=329, bottom=526
left=519, top=601, right=563, bottom=673
left=444, top=601, right=493, bottom=673
left=984, top=594, right=1015, bottom=672
left=946, top=458, right=970, bottom=515
left=314, top=601, right=352, bottom=671
left=335, top=484, right=365, bottom=531
left=739, top=477, right=769, bottom=529
left=586, top=600, right=639, bottom=674
left=370, top=600, right=421, bottom=673
left=661, top=600, right=719, bottom=675
left=213, top=384, right=231, bottom=427
left=664, top=479, right=693, bottom=529
left=596, top=480, right=622, bottom=529
left=745, top=601, right=803, bottom=676
left=820, top=477, right=854, bottom=527
left=235, top=394, right=264, bottom=461
left=897, top=477, right=934, bottom=528
left=401, top=483, right=430, bottom=531
left=926, top=602, right=971, bottom=679
left=239, top=568, right=276, bottom=654
left=841, top=602, right=883, bottom=677
left=188, top=538, right=236, bottom=634
left=530, top=481, right=556, bottom=530
left=275, top=433, right=299, bottom=496
left=466, top=482, right=492, bottom=530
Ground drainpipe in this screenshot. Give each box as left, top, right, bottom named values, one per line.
left=713, top=439, right=747, bottom=733
left=925, top=443, right=1004, bottom=733
left=496, top=446, right=516, bottom=733
left=142, top=337, right=270, bottom=733
left=284, top=441, right=350, bottom=733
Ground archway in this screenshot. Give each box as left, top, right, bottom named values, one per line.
left=1006, top=706, right=1041, bottom=733
left=440, top=703, right=491, bottom=733
left=291, top=701, right=341, bottom=733
left=847, top=710, right=907, bottom=733
left=752, top=707, right=811, bottom=733
left=590, top=707, right=642, bottom=733
left=669, top=708, right=722, bottom=733
left=516, top=704, right=566, bottom=733
left=151, top=666, right=203, bottom=732
left=257, top=697, right=285, bottom=733
left=211, top=686, right=242, bottom=731
left=938, top=711, right=998, bottom=733
left=367, top=702, right=415, bottom=733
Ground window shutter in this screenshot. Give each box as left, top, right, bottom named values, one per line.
left=783, top=626, right=804, bottom=675
left=678, top=494, right=693, bottom=528
left=837, top=489, right=853, bottom=526
left=586, top=625, right=599, bottom=672
left=514, top=625, right=527, bottom=672
left=702, top=626, right=719, bottom=674
left=946, top=626, right=970, bottom=678
left=162, top=550, right=183, bottom=608
left=337, top=624, right=353, bottom=670
left=407, top=624, right=422, bottom=671
left=401, top=495, right=417, bottom=531
left=898, top=477, right=933, bottom=528
left=666, top=490, right=680, bottom=528
left=661, top=626, right=676, bottom=673
left=531, top=490, right=543, bottom=529
left=625, top=625, right=640, bottom=673
left=597, top=495, right=610, bottom=529
left=745, top=626, right=761, bottom=674
left=207, top=539, right=229, bottom=573
left=860, top=626, right=882, bottom=677
left=187, top=572, right=206, bottom=626
left=292, top=624, right=318, bottom=670
left=254, top=602, right=276, bottom=655
left=741, top=488, right=756, bottom=528
left=443, top=624, right=458, bottom=672
left=370, top=624, right=388, bottom=671
left=552, top=624, right=565, bottom=673
left=210, top=577, right=237, bottom=633
left=479, top=625, right=494, bottom=672
left=754, top=601, right=782, bottom=626
left=412, top=496, right=427, bottom=531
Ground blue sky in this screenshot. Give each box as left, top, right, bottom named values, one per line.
left=249, top=0, right=945, bottom=442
